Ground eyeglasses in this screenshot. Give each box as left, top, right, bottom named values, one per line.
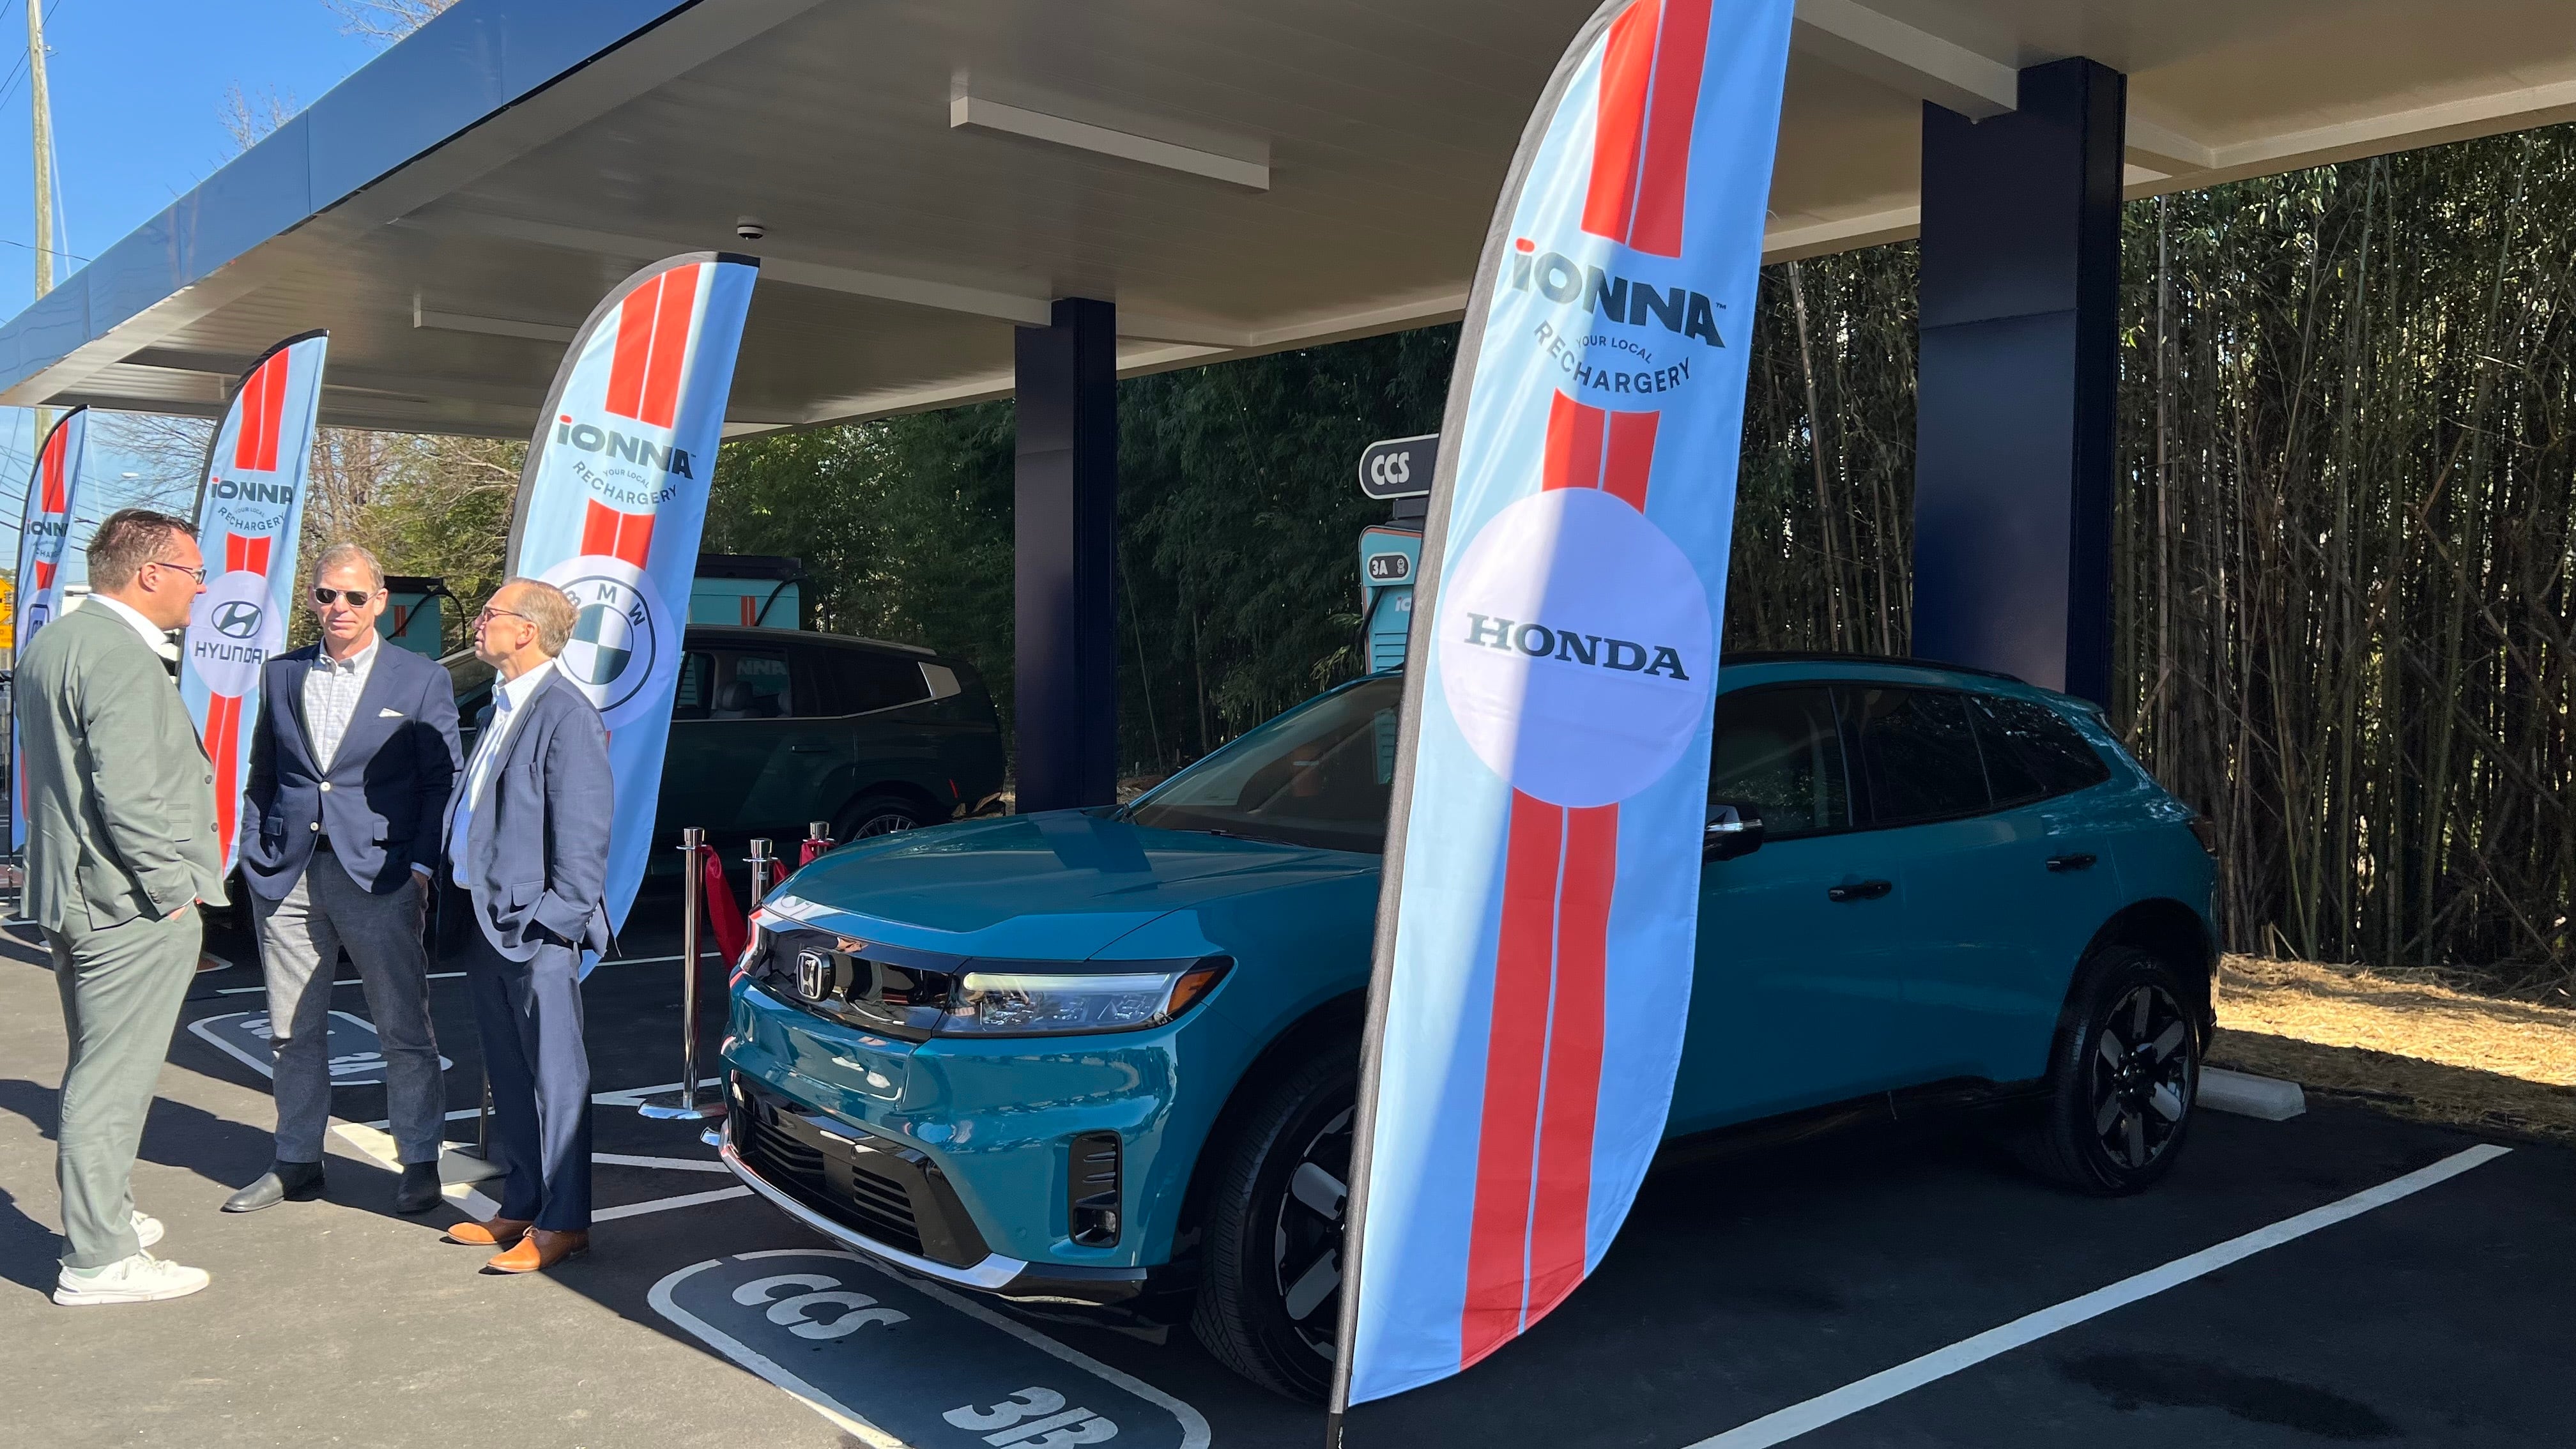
left=145, top=560, right=208, bottom=585
left=472, top=606, right=532, bottom=627
left=311, top=587, right=377, bottom=608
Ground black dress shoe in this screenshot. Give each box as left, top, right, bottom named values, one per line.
left=222, top=1160, right=325, bottom=1213
left=393, top=1162, right=443, bottom=1215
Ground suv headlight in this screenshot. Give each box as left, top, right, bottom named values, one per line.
left=939, top=958, right=1230, bottom=1038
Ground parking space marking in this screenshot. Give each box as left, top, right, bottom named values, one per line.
left=215, top=971, right=464, bottom=994
left=187, top=1009, right=455, bottom=1084
left=649, top=1249, right=1210, bottom=1449
left=1685, top=1143, right=2512, bottom=1448
left=595, top=1186, right=753, bottom=1220
left=597, top=1153, right=734, bottom=1173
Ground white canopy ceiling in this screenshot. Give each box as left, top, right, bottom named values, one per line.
left=3, top=0, right=2568, bottom=436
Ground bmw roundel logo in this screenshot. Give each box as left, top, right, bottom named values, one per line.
left=795, top=950, right=831, bottom=1000
left=212, top=599, right=264, bottom=639
left=537, top=555, right=667, bottom=726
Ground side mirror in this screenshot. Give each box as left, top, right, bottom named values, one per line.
left=1703, top=801, right=1765, bottom=862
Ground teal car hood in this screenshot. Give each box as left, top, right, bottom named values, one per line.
left=763, top=810, right=1378, bottom=960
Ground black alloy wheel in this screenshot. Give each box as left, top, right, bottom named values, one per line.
left=1191, top=1046, right=1356, bottom=1401
left=2020, top=944, right=2201, bottom=1195
left=833, top=793, right=930, bottom=842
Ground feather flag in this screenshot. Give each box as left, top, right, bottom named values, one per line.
left=180, top=332, right=330, bottom=872
left=10, top=406, right=89, bottom=854
left=503, top=252, right=758, bottom=969
left=1331, top=0, right=1794, bottom=1418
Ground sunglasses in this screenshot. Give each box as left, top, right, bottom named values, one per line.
left=311, top=587, right=377, bottom=607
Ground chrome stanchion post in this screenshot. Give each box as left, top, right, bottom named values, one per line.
left=641, top=827, right=719, bottom=1121
left=747, top=837, right=776, bottom=907
left=803, top=819, right=834, bottom=867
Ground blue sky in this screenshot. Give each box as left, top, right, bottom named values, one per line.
left=0, top=0, right=380, bottom=565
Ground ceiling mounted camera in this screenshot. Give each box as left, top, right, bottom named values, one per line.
left=734, top=217, right=767, bottom=242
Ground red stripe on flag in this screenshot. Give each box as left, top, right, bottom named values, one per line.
left=1630, top=0, right=1709, bottom=257
left=38, top=427, right=65, bottom=512
left=208, top=694, right=243, bottom=863
left=234, top=353, right=289, bottom=473
left=1604, top=410, right=1659, bottom=510
left=224, top=533, right=250, bottom=572
left=606, top=274, right=663, bottom=422
left=1525, top=802, right=1618, bottom=1321
left=1461, top=792, right=1567, bottom=1368
left=1583, top=0, right=1659, bottom=245
left=33, top=561, right=53, bottom=592
left=638, top=263, right=699, bottom=428
left=243, top=535, right=273, bottom=575
left=581, top=499, right=656, bottom=567
left=1542, top=391, right=1606, bottom=493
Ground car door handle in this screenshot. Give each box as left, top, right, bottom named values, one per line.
left=1827, top=879, right=1892, bottom=903
left=2046, top=853, right=2099, bottom=873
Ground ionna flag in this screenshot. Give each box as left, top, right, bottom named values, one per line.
left=505, top=252, right=758, bottom=966
left=11, top=406, right=89, bottom=854
left=180, top=332, right=330, bottom=873
left=1331, top=0, right=1793, bottom=1412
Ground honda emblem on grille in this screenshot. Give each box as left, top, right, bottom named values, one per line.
left=796, top=950, right=832, bottom=1000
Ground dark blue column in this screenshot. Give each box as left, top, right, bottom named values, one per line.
left=1014, top=297, right=1119, bottom=811
left=1912, top=58, right=2124, bottom=702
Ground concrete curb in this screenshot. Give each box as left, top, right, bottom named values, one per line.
left=2202, top=1066, right=2308, bottom=1121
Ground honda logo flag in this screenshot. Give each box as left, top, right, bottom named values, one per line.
left=180, top=331, right=330, bottom=872
left=11, top=405, right=89, bottom=853
left=504, top=252, right=758, bottom=968
left=1330, top=0, right=1792, bottom=1421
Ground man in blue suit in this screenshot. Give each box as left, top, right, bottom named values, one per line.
left=436, top=578, right=611, bottom=1274
left=227, top=543, right=461, bottom=1216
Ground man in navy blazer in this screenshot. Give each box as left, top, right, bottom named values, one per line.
left=227, top=543, right=461, bottom=1217
left=436, top=578, right=612, bottom=1274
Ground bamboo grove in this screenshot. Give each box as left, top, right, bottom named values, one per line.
left=1736, top=126, right=2576, bottom=991
left=701, top=124, right=2575, bottom=990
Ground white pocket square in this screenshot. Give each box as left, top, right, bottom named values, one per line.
left=378, top=707, right=404, bottom=717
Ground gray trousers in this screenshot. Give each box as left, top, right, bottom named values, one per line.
left=249, top=857, right=445, bottom=1165
left=52, top=903, right=201, bottom=1269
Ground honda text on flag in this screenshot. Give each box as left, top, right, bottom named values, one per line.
left=718, top=656, right=2217, bottom=1400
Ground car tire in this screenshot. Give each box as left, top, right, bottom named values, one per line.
left=2020, top=944, right=2202, bottom=1195
left=1190, top=1045, right=1356, bottom=1403
left=832, top=793, right=931, bottom=841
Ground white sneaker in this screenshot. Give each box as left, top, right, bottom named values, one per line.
left=53, top=1252, right=210, bottom=1306
left=133, top=1210, right=164, bottom=1250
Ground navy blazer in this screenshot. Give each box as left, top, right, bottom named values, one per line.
left=440, top=668, right=614, bottom=963
left=242, top=640, right=463, bottom=900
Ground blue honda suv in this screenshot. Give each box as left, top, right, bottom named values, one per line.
left=718, top=656, right=2218, bottom=1399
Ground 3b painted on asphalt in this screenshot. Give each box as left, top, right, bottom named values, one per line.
left=652, top=1250, right=1208, bottom=1449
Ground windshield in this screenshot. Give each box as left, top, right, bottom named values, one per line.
left=1124, top=675, right=1404, bottom=854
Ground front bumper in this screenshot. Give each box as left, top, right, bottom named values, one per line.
left=719, top=1075, right=1152, bottom=1308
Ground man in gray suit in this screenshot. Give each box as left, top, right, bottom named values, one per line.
left=225, top=542, right=461, bottom=1216
left=18, top=509, right=224, bottom=1305
left=436, top=579, right=612, bottom=1275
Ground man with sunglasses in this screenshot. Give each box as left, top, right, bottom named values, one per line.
left=224, top=543, right=461, bottom=1216
left=20, top=510, right=224, bottom=1303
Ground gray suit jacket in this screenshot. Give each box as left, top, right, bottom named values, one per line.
left=16, top=604, right=227, bottom=930
left=440, top=668, right=613, bottom=963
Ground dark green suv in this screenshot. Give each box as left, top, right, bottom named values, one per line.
left=445, top=625, right=1004, bottom=864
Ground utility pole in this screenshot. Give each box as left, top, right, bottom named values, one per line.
left=27, top=0, right=52, bottom=300
left=27, top=0, right=53, bottom=439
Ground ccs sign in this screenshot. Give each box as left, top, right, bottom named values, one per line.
left=1358, top=434, right=1439, bottom=500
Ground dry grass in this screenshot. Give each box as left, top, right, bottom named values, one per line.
left=2211, top=954, right=2576, bottom=1142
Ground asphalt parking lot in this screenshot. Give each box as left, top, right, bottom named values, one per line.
left=3, top=889, right=2568, bottom=1448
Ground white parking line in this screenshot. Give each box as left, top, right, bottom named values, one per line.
left=1685, top=1143, right=2513, bottom=1448
left=595, top=1186, right=753, bottom=1221
left=596, top=1153, right=733, bottom=1174
left=216, top=971, right=466, bottom=995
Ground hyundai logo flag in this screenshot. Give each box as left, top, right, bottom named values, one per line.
left=504, top=253, right=758, bottom=968
left=180, top=332, right=330, bottom=872
left=11, top=405, right=89, bottom=853
left=1331, top=0, right=1791, bottom=1418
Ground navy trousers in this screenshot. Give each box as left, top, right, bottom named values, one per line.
left=455, top=921, right=592, bottom=1231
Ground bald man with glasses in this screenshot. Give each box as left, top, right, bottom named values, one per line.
left=226, top=542, right=461, bottom=1216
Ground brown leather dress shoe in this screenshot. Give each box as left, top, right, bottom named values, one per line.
left=484, top=1228, right=589, bottom=1274
left=443, top=1216, right=533, bottom=1248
